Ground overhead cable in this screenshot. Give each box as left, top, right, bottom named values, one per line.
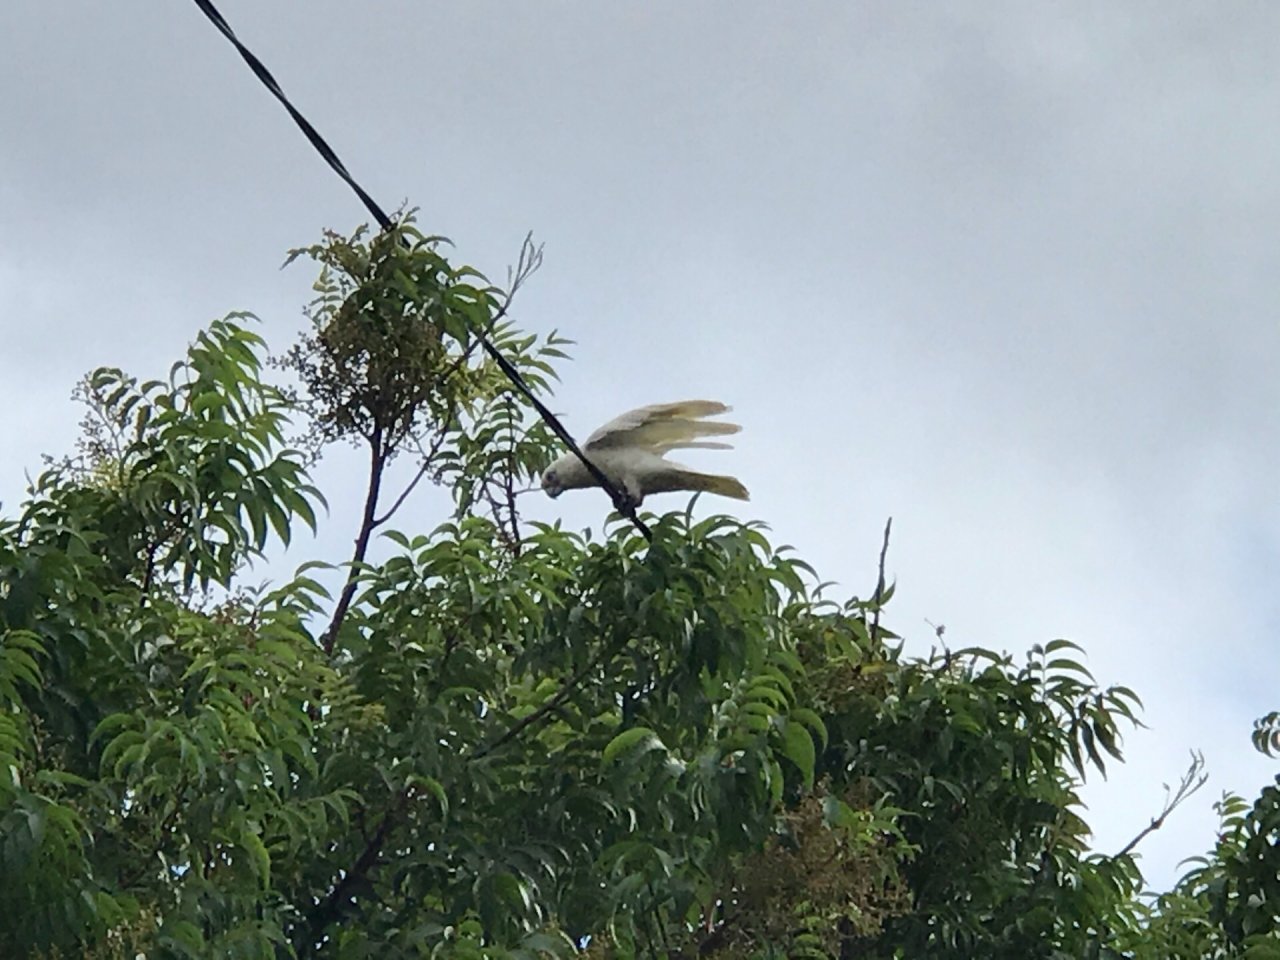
left=188, top=0, right=653, bottom=540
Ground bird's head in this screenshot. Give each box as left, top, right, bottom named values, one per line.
left=541, top=465, right=565, bottom=499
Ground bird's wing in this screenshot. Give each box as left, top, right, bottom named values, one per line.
left=584, top=400, right=740, bottom=453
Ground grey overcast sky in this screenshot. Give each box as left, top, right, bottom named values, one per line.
left=3, top=1, right=1277, bottom=888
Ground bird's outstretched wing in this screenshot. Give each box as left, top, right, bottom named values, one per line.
left=584, top=400, right=740, bottom=453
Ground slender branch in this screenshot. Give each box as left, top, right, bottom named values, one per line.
left=371, top=417, right=453, bottom=528
left=471, top=635, right=628, bottom=761
left=303, top=790, right=408, bottom=951
left=440, top=232, right=542, bottom=382
left=119, top=778, right=188, bottom=890
left=371, top=234, right=542, bottom=530
left=438, top=631, right=462, bottom=675
left=869, top=517, right=893, bottom=646
left=1113, top=751, right=1208, bottom=859
left=322, top=427, right=386, bottom=654
left=136, top=513, right=184, bottom=602
left=493, top=394, right=523, bottom=554
left=139, top=541, right=160, bottom=599
left=503, top=446, right=521, bottom=554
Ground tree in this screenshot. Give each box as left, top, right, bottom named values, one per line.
left=1, top=217, right=1275, bottom=959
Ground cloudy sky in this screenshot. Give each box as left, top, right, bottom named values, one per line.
left=3, top=1, right=1277, bottom=888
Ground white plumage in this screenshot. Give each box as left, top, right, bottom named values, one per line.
left=541, top=400, right=749, bottom=507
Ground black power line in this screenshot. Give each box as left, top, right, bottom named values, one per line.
left=188, top=0, right=652, bottom=541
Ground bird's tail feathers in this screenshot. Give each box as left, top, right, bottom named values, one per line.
left=676, top=469, right=750, bottom=501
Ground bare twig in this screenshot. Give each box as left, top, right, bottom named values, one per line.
left=1113, top=751, right=1208, bottom=860
left=437, top=233, right=543, bottom=387
left=869, top=517, right=893, bottom=647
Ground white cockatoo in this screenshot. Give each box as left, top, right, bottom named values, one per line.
left=541, top=400, right=749, bottom=507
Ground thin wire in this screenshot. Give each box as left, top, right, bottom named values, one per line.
left=188, top=0, right=652, bottom=541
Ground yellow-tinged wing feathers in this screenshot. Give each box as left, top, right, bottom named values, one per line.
left=584, top=400, right=741, bottom=453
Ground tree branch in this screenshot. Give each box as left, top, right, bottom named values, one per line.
left=470, top=635, right=628, bottom=761
left=322, top=426, right=386, bottom=654
left=371, top=416, right=453, bottom=528
left=370, top=233, right=542, bottom=530
left=1113, top=751, right=1208, bottom=860
left=303, top=789, right=408, bottom=951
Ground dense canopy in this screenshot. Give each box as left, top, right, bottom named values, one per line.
left=1, top=221, right=1275, bottom=959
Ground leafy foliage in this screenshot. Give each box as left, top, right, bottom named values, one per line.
left=2, top=222, right=1276, bottom=959
left=1120, top=783, right=1280, bottom=960
left=1255, top=712, right=1280, bottom=759
left=275, top=217, right=566, bottom=651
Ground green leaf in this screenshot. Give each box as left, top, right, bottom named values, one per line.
left=163, top=919, right=206, bottom=953
left=779, top=721, right=816, bottom=789
left=407, top=775, right=449, bottom=816
left=603, top=727, right=665, bottom=764
left=789, top=707, right=829, bottom=751
left=241, top=826, right=271, bottom=890
left=1044, top=638, right=1083, bottom=654
left=1046, top=657, right=1094, bottom=679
